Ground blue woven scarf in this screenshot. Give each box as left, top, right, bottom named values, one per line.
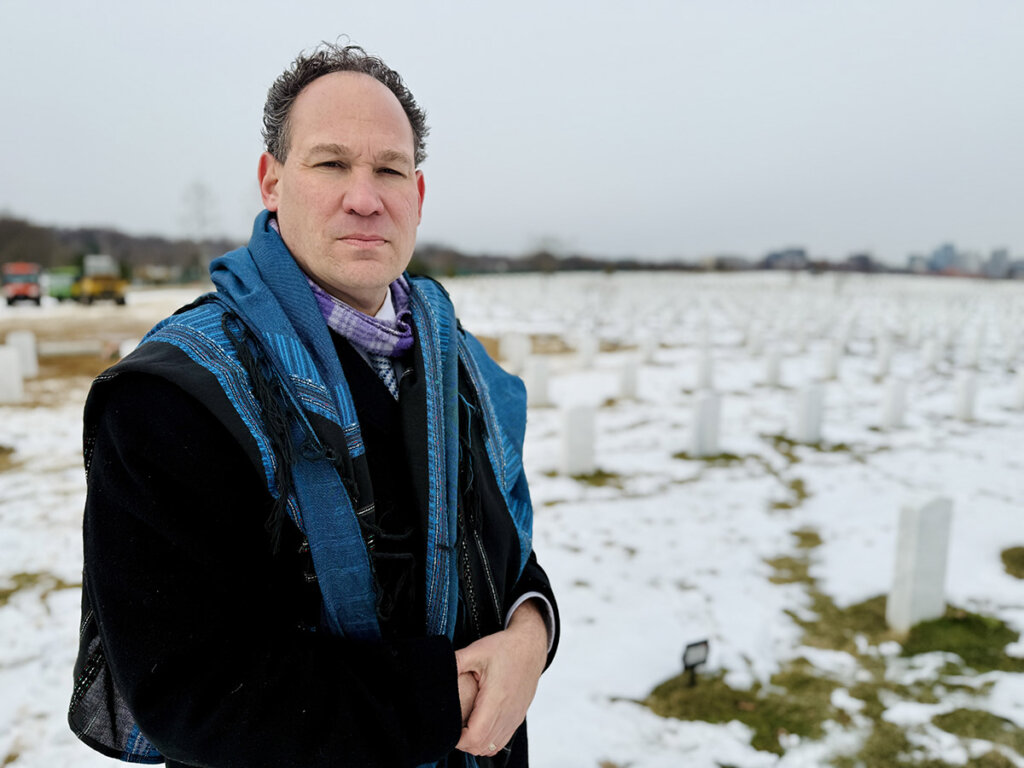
left=208, top=210, right=461, bottom=642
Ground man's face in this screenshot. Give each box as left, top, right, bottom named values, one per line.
left=258, top=72, right=425, bottom=314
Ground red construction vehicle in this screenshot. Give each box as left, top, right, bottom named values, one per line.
left=2, top=262, right=44, bottom=306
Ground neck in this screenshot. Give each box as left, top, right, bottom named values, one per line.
left=322, top=284, right=388, bottom=316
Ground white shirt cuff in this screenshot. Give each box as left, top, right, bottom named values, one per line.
left=504, top=592, right=556, bottom=654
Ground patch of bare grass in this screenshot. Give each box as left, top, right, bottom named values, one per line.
left=37, top=354, right=112, bottom=380
left=1001, top=546, right=1024, bottom=580
left=0, top=445, right=15, bottom=473
left=0, top=572, right=80, bottom=607
left=644, top=528, right=1023, bottom=764
left=571, top=468, right=623, bottom=488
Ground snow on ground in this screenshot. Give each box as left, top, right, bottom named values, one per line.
left=1, top=273, right=1022, bottom=767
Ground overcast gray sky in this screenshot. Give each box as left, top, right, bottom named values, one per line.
left=2, top=0, right=1022, bottom=263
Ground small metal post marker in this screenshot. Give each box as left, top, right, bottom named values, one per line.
left=682, top=639, right=709, bottom=687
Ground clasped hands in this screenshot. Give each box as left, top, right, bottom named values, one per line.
left=454, top=600, right=549, bottom=758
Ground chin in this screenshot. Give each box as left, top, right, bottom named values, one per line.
left=342, top=266, right=398, bottom=288
left=322, top=265, right=395, bottom=299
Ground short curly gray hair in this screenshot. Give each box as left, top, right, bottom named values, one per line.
left=262, top=42, right=429, bottom=166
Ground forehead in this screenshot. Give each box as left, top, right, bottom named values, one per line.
left=288, top=71, right=415, bottom=154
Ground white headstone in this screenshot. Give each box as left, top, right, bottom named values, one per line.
left=886, top=497, right=953, bottom=634
left=525, top=358, right=551, bottom=407
left=1008, top=335, right=1022, bottom=370
left=737, top=319, right=751, bottom=348
left=639, top=337, right=657, bottom=365
left=794, top=325, right=808, bottom=354
left=1013, top=369, right=1024, bottom=411
left=0, top=346, right=25, bottom=403
left=920, top=338, right=940, bottom=372
left=697, top=322, right=711, bottom=350
left=499, top=333, right=530, bottom=374
left=37, top=339, right=104, bottom=357
left=695, top=349, right=714, bottom=390
left=747, top=327, right=764, bottom=357
left=906, top=320, right=921, bottom=348
left=873, top=316, right=886, bottom=345
left=689, top=391, right=721, bottom=458
left=5, top=330, right=38, bottom=379
left=561, top=406, right=595, bottom=476
left=764, top=347, right=783, bottom=387
left=881, top=378, right=908, bottom=431
left=577, top=336, right=599, bottom=370
left=941, top=327, right=956, bottom=357
left=876, top=336, right=893, bottom=379
left=954, top=372, right=977, bottom=421
left=961, top=337, right=980, bottom=369
left=619, top=359, right=638, bottom=401
left=821, top=340, right=842, bottom=381
left=839, top=321, right=854, bottom=353
left=791, top=383, right=825, bottom=444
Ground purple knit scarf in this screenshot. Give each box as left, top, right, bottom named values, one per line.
left=306, top=275, right=415, bottom=358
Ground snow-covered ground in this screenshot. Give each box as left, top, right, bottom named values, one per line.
left=1, top=273, right=1022, bottom=767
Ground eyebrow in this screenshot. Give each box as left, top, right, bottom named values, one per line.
left=376, top=148, right=414, bottom=168
left=305, top=143, right=413, bottom=168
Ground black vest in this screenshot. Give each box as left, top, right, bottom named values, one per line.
left=332, top=332, right=426, bottom=640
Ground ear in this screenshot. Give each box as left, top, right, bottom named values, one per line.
left=258, top=152, right=282, bottom=211
left=415, top=170, right=425, bottom=222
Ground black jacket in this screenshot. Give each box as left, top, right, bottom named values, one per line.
left=71, top=324, right=558, bottom=768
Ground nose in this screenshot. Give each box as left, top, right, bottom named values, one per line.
left=343, top=171, right=384, bottom=217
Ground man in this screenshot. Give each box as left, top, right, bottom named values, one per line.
left=69, top=43, right=558, bottom=768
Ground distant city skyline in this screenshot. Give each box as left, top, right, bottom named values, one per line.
left=2, top=0, right=1023, bottom=265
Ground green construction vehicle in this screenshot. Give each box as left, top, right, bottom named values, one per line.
left=46, top=265, right=79, bottom=302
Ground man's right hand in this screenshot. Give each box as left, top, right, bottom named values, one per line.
left=458, top=671, right=479, bottom=726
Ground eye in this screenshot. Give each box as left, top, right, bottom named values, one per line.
left=379, top=167, right=404, bottom=176
left=315, top=161, right=347, bottom=170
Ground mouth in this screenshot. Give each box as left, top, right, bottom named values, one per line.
left=340, top=234, right=388, bottom=247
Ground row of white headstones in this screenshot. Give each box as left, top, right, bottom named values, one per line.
left=499, top=329, right=1024, bottom=472
left=498, top=333, right=990, bottom=636
left=0, top=331, right=138, bottom=403
left=0, top=338, right=961, bottom=641
left=478, top=273, right=1022, bottom=639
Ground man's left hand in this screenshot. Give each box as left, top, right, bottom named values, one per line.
left=454, top=600, right=549, bottom=757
